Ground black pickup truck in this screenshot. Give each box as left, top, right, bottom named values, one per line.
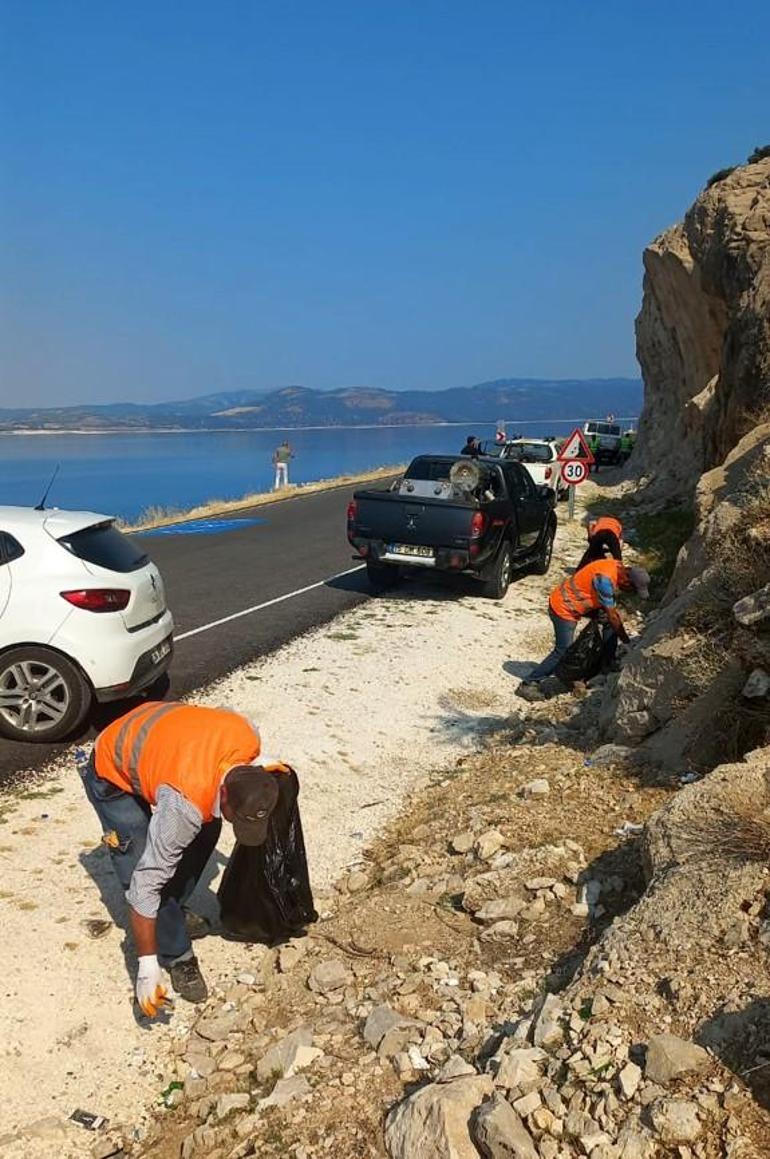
left=347, top=454, right=557, bottom=598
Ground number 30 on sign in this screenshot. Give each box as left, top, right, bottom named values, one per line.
left=561, top=459, right=588, bottom=485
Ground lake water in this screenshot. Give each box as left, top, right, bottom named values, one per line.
left=0, top=422, right=584, bottom=522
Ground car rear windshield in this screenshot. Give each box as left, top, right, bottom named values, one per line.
left=508, top=443, right=552, bottom=463
left=57, top=522, right=149, bottom=573
left=586, top=422, right=620, bottom=437
left=405, top=457, right=457, bottom=481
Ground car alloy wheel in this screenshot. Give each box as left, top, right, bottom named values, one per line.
left=0, top=657, right=72, bottom=735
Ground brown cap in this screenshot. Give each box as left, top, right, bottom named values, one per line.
left=224, top=765, right=280, bottom=846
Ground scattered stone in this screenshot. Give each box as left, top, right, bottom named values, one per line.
left=520, top=779, right=550, bottom=799
left=591, top=743, right=634, bottom=765
left=278, top=941, right=307, bottom=973
left=437, top=1055, right=478, bottom=1082
left=532, top=994, right=563, bottom=1048
left=235, top=972, right=256, bottom=986
left=618, top=1061, right=642, bottom=1100
left=493, top=1046, right=547, bottom=1091
left=512, top=1090, right=541, bottom=1117
left=385, top=1074, right=494, bottom=1159
left=363, top=1004, right=419, bottom=1050
left=346, top=871, right=369, bottom=893
left=644, top=1035, right=710, bottom=1085
left=256, top=1025, right=318, bottom=1081
left=217, top=1049, right=246, bottom=1071
left=214, top=1092, right=250, bottom=1119
left=742, top=668, right=770, bottom=698
left=258, top=1074, right=312, bottom=1110
left=475, top=898, right=525, bottom=924
left=475, top=830, right=505, bottom=860
left=471, top=1092, right=539, bottom=1159
left=480, top=920, right=520, bottom=941
left=733, top=584, right=770, bottom=627
left=307, top=959, right=352, bottom=994
left=451, top=832, right=475, bottom=855
left=649, top=1098, right=702, bottom=1144
left=524, top=877, right=557, bottom=891
left=195, top=1009, right=246, bottom=1042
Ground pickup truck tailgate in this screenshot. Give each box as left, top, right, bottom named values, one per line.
left=353, top=491, right=475, bottom=546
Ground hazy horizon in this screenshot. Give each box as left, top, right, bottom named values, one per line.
left=2, top=1, right=768, bottom=408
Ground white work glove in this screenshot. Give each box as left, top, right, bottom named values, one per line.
left=136, top=954, right=171, bottom=1018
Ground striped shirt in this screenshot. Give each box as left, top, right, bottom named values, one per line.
left=126, top=786, right=209, bottom=918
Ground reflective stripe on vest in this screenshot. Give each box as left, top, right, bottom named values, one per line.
left=126, top=702, right=179, bottom=794
left=558, top=575, right=595, bottom=617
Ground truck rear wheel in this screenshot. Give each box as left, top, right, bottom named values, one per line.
left=531, top=524, right=555, bottom=575
left=366, top=561, right=400, bottom=591
left=481, top=543, right=512, bottom=600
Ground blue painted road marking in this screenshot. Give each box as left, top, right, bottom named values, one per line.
left=140, top=517, right=266, bottom=537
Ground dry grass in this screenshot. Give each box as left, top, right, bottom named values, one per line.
left=681, top=804, right=770, bottom=865
left=119, top=464, right=404, bottom=531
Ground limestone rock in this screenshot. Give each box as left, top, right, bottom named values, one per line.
left=471, top=1092, right=539, bottom=1159
left=649, top=1097, right=702, bottom=1144
left=742, top=668, right=770, bottom=698
left=451, top=831, right=475, bottom=854
left=644, top=1034, right=710, bottom=1085
left=532, top=994, right=563, bottom=1048
left=476, top=830, right=505, bottom=860
left=475, top=898, right=525, bottom=925
left=195, top=1009, right=247, bottom=1042
left=258, top=1074, right=311, bottom=1109
left=618, top=1061, right=642, bottom=1100
left=256, top=1025, right=315, bottom=1081
left=384, top=1074, right=494, bottom=1159
left=307, top=959, right=351, bottom=994
left=734, top=583, right=770, bottom=627
left=520, top=779, right=549, bottom=799
left=363, top=1004, right=420, bottom=1050
left=492, top=1046, right=547, bottom=1091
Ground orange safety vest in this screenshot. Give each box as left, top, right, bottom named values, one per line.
left=94, top=702, right=261, bottom=821
left=588, top=516, right=623, bottom=540
left=550, top=558, right=628, bottom=622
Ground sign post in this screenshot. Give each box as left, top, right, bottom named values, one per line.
left=557, top=428, right=594, bottom=522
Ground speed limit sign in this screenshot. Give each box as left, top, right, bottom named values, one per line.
left=561, top=459, right=588, bottom=485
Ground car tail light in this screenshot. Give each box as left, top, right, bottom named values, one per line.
left=544, top=466, right=552, bottom=480
left=470, top=511, right=486, bottom=538
left=60, top=589, right=131, bottom=612
left=346, top=500, right=358, bottom=522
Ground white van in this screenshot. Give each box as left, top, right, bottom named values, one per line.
left=583, top=420, right=622, bottom=465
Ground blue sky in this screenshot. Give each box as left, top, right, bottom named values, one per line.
left=1, top=0, right=769, bottom=406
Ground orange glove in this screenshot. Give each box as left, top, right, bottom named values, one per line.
left=136, top=955, right=171, bottom=1017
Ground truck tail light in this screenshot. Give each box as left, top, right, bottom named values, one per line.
left=544, top=466, right=552, bottom=480
left=61, top=589, right=130, bottom=612
left=346, top=500, right=358, bottom=523
left=470, top=511, right=486, bottom=539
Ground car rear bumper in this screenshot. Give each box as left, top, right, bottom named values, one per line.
left=351, top=538, right=473, bottom=572
left=94, top=632, right=174, bottom=702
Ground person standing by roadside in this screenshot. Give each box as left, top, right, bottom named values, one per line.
left=273, top=440, right=294, bottom=489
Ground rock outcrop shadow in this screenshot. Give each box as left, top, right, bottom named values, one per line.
left=546, top=837, right=647, bottom=991
left=696, top=997, right=770, bottom=1111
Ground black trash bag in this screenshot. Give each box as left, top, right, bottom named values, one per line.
left=217, top=769, right=318, bottom=943
left=555, top=618, right=605, bottom=685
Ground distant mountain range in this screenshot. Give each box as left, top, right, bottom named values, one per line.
left=0, top=378, right=642, bottom=432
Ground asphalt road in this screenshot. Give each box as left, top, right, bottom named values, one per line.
left=0, top=483, right=377, bottom=787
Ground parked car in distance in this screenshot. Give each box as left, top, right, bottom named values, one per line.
left=482, top=438, right=568, bottom=500
left=583, top=420, right=622, bottom=465
left=347, top=454, right=557, bottom=599
left=0, top=506, right=174, bottom=742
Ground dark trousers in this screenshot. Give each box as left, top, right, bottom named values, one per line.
left=79, top=756, right=221, bottom=966
left=577, top=530, right=622, bottom=571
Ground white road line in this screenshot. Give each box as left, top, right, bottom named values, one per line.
left=174, top=564, right=366, bottom=641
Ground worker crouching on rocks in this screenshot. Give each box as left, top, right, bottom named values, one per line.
left=520, top=559, right=650, bottom=689
left=80, top=701, right=288, bottom=1017
left=577, top=515, right=623, bottom=570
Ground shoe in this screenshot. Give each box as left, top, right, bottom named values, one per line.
left=169, top=955, right=208, bottom=1004
left=183, top=908, right=212, bottom=940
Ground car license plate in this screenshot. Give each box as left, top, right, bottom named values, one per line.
left=388, top=543, right=434, bottom=558
left=151, top=639, right=172, bottom=665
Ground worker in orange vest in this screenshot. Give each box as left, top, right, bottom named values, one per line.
left=522, top=558, right=649, bottom=686
left=80, top=702, right=289, bottom=1017
left=577, top=515, right=624, bottom=569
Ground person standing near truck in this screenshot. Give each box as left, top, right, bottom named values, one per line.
left=520, top=559, right=649, bottom=687
left=273, top=440, right=294, bottom=489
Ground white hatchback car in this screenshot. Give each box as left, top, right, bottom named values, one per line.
left=0, top=506, right=174, bottom=742
left=495, top=439, right=568, bottom=500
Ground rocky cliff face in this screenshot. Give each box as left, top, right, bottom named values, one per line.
left=633, top=157, right=770, bottom=498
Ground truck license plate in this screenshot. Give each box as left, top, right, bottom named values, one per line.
left=388, top=543, right=434, bottom=558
